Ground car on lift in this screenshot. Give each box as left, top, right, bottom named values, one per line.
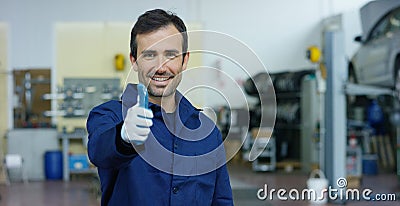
left=349, top=2, right=400, bottom=91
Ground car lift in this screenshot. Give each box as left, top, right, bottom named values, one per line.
left=344, top=82, right=394, bottom=96
left=323, top=30, right=399, bottom=204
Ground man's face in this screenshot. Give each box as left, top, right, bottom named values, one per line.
left=131, top=24, right=189, bottom=99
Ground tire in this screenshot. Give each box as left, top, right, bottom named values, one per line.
left=348, top=63, right=357, bottom=84
left=347, top=64, right=357, bottom=105
left=394, top=57, right=400, bottom=93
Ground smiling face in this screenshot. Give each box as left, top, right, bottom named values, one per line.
left=131, top=24, right=189, bottom=102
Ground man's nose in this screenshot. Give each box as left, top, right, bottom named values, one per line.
left=156, top=56, right=169, bottom=72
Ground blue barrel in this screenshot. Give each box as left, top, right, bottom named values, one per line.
left=362, top=154, right=378, bottom=175
left=44, top=151, right=63, bottom=180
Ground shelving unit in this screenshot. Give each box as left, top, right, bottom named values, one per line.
left=242, top=69, right=319, bottom=172
left=271, top=70, right=319, bottom=172
left=12, top=69, right=52, bottom=128
left=60, top=128, right=96, bottom=182
left=41, top=78, right=121, bottom=181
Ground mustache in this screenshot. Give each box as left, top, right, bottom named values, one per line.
left=146, top=70, right=175, bottom=78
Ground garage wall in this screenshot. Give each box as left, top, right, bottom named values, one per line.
left=55, top=22, right=133, bottom=133
left=0, top=23, right=8, bottom=150
left=0, top=0, right=371, bottom=70
left=0, top=0, right=373, bottom=125
left=198, top=0, right=321, bottom=72
left=55, top=22, right=132, bottom=83
left=0, top=0, right=188, bottom=69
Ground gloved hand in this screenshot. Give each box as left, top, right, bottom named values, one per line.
left=121, top=96, right=153, bottom=145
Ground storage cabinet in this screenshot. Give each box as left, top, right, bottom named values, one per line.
left=7, top=129, right=59, bottom=180
left=271, top=70, right=319, bottom=171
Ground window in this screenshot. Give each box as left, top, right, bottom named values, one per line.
left=389, top=7, right=400, bottom=32
left=368, top=16, right=389, bottom=41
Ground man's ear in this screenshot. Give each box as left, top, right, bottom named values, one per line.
left=182, top=52, right=190, bottom=71
left=130, top=53, right=138, bottom=72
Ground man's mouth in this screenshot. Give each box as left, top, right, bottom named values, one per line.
left=151, top=76, right=171, bottom=82
left=150, top=76, right=174, bottom=82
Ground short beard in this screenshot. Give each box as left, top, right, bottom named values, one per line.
left=147, top=72, right=182, bottom=98
left=147, top=85, right=176, bottom=98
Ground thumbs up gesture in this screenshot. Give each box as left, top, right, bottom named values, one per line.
left=121, top=84, right=153, bottom=145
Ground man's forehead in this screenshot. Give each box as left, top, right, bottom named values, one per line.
left=137, top=39, right=183, bottom=54
left=136, top=25, right=183, bottom=50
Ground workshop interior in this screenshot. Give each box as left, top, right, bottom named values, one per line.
left=1, top=0, right=400, bottom=205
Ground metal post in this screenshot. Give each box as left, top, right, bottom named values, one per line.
left=62, top=134, right=69, bottom=181
left=324, top=30, right=347, bottom=204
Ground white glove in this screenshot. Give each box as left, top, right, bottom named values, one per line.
left=121, top=97, right=153, bottom=145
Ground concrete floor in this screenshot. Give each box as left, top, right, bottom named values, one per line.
left=228, top=163, right=400, bottom=205
left=0, top=162, right=399, bottom=206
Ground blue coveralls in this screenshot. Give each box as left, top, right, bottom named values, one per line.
left=87, top=84, right=234, bottom=206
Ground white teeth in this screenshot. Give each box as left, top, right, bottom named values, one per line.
left=152, top=77, right=169, bottom=81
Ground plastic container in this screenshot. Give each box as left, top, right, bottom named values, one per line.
left=307, top=169, right=328, bottom=204
left=367, top=100, right=384, bottom=124
left=362, top=154, right=378, bottom=175
left=44, top=151, right=63, bottom=180
left=69, top=154, right=89, bottom=170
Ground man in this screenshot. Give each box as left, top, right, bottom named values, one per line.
left=86, top=9, right=234, bottom=206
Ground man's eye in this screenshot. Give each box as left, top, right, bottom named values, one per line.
left=143, top=53, right=156, bottom=59
left=165, top=52, right=178, bottom=59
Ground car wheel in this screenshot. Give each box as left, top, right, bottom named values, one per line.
left=394, top=56, right=400, bottom=101
left=347, top=64, right=357, bottom=105
left=394, top=57, right=400, bottom=95
left=348, top=64, right=357, bottom=84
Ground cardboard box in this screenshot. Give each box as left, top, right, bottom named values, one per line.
left=251, top=127, right=273, bottom=139
left=346, top=175, right=362, bottom=189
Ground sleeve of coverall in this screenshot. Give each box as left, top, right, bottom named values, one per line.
left=86, top=101, right=137, bottom=169
left=212, top=131, right=234, bottom=206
